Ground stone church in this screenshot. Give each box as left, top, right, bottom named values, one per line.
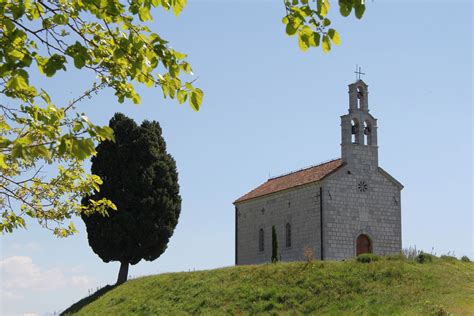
left=233, top=80, right=403, bottom=264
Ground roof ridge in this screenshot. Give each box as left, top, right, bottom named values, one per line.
left=268, top=158, right=341, bottom=181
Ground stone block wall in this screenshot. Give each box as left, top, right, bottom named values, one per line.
left=322, top=164, right=402, bottom=260
left=235, top=182, right=322, bottom=265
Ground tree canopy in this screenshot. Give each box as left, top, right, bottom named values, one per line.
left=0, top=0, right=201, bottom=236
left=82, top=113, right=181, bottom=285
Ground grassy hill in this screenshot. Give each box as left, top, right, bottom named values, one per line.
left=63, top=256, right=474, bottom=315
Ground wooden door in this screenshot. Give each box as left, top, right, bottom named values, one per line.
left=356, top=234, right=372, bottom=256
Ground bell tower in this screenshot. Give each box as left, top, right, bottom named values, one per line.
left=341, top=79, right=378, bottom=167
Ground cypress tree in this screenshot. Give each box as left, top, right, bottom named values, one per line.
left=81, top=113, right=181, bottom=285
left=271, top=225, right=279, bottom=263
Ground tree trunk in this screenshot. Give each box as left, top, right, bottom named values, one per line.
left=116, top=261, right=129, bottom=285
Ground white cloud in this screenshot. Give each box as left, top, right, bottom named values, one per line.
left=0, top=256, right=67, bottom=290
left=0, top=256, right=96, bottom=295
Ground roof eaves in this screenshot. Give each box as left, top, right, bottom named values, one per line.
left=233, top=180, right=322, bottom=205
left=233, top=162, right=345, bottom=205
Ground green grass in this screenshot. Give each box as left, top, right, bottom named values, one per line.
left=63, top=257, right=474, bottom=315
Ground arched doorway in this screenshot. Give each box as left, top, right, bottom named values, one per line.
left=356, top=234, right=372, bottom=256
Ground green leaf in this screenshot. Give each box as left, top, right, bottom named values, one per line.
left=339, top=0, right=352, bottom=17
left=286, top=22, right=297, bottom=36
left=138, top=6, right=152, bottom=21
left=40, top=90, right=51, bottom=105
left=177, top=90, right=187, bottom=104
left=317, top=0, right=330, bottom=17
left=71, top=138, right=96, bottom=160
left=308, top=32, right=321, bottom=47
left=52, top=14, right=69, bottom=25
left=328, top=29, right=341, bottom=45
left=73, top=122, right=83, bottom=133
left=300, top=25, right=312, bottom=37
left=6, top=73, right=29, bottom=90
left=298, top=33, right=310, bottom=51
left=65, top=42, right=90, bottom=69
left=132, top=93, right=141, bottom=104
left=93, top=125, right=115, bottom=141
left=354, top=3, right=366, bottom=19
left=42, top=54, right=66, bottom=77
left=190, top=88, right=203, bottom=111
left=172, top=0, right=186, bottom=16
left=74, top=55, right=86, bottom=69
left=322, top=35, right=331, bottom=53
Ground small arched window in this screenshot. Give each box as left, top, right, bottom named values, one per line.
left=259, top=229, right=264, bottom=252
left=351, top=119, right=360, bottom=144
left=285, top=223, right=291, bottom=248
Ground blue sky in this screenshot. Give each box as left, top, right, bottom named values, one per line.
left=1, top=1, right=472, bottom=315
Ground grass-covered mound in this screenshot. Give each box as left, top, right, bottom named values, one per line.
left=63, top=256, right=474, bottom=315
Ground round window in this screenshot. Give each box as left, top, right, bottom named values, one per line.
left=358, top=181, right=368, bottom=192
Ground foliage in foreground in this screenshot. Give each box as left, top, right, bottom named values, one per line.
left=282, top=0, right=366, bottom=53
left=0, top=0, right=201, bottom=236
left=63, top=257, right=474, bottom=315
left=82, top=113, right=181, bottom=285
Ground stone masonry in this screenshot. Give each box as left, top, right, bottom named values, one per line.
left=234, top=80, right=403, bottom=264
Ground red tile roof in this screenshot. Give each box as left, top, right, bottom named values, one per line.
left=234, top=159, right=344, bottom=203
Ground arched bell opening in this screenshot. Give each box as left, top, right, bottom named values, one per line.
left=351, top=118, right=360, bottom=144
left=357, top=86, right=364, bottom=109
left=364, top=120, right=372, bottom=146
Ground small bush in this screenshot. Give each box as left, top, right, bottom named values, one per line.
left=415, top=252, right=436, bottom=264
left=461, top=256, right=471, bottom=262
left=439, top=255, right=457, bottom=262
left=357, top=253, right=380, bottom=263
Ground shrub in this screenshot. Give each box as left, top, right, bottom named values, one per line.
left=461, top=256, right=471, bottom=263
left=439, top=255, right=457, bottom=262
left=357, top=253, right=380, bottom=263
left=415, top=252, right=436, bottom=264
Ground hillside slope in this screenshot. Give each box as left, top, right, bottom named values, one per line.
left=64, top=257, right=474, bottom=315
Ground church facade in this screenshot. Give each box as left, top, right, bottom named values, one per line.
left=233, top=80, right=403, bottom=264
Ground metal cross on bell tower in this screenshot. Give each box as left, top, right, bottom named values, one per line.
left=354, top=65, right=365, bottom=81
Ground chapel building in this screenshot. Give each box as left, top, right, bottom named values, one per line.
left=233, top=80, right=403, bottom=264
